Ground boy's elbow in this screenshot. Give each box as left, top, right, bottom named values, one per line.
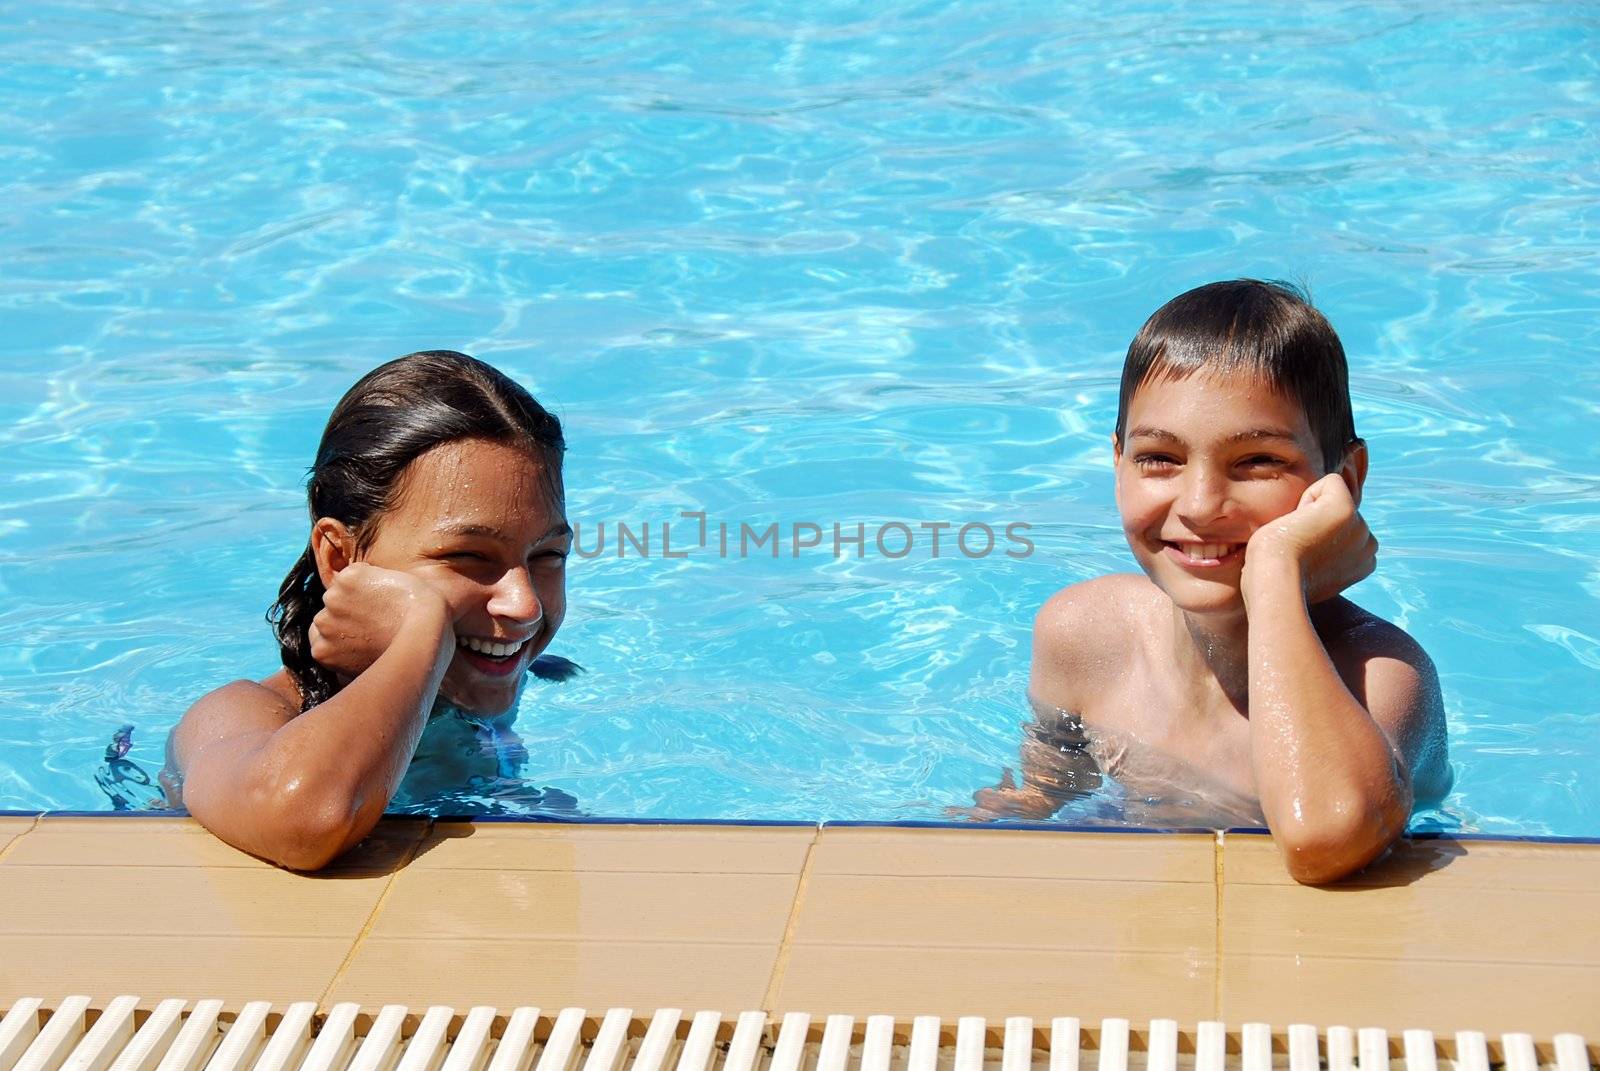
left=1273, top=794, right=1409, bottom=886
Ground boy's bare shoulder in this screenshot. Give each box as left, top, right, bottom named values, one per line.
left=1315, top=599, right=1436, bottom=685
left=1315, top=599, right=1452, bottom=801
left=1031, top=573, right=1152, bottom=710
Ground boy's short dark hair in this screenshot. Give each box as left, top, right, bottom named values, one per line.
left=1113, top=279, right=1360, bottom=471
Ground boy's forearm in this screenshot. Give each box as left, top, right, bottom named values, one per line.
left=1243, top=561, right=1410, bottom=883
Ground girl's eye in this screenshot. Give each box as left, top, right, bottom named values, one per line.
left=1133, top=454, right=1178, bottom=470
left=532, top=550, right=569, bottom=567
left=447, top=551, right=489, bottom=562
left=1242, top=456, right=1286, bottom=468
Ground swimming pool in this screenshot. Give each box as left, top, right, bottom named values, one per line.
left=1, top=0, right=1595, bottom=835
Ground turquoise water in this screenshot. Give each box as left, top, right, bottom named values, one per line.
left=1, top=2, right=1596, bottom=833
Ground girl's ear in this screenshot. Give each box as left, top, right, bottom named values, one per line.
left=310, top=518, right=356, bottom=588
left=1339, top=439, right=1369, bottom=507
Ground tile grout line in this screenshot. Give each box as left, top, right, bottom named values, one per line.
left=0, top=815, right=42, bottom=866
left=315, top=819, right=434, bottom=1012
left=1212, top=830, right=1225, bottom=1021
left=761, top=824, right=822, bottom=1012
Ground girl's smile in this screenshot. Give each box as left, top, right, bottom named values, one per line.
left=356, top=437, right=571, bottom=714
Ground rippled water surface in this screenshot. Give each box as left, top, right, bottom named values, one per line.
left=2, top=1, right=1596, bottom=833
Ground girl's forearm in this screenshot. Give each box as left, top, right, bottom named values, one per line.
left=1243, top=561, right=1410, bottom=883
left=252, top=605, right=454, bottom=863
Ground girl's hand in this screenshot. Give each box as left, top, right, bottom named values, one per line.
left=1243, top=474, right=1377, bottom=605
left=309, top=563, right=452, bottom=679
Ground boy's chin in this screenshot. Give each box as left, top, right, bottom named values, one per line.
left=1146, top=569, right=1248, bottom=616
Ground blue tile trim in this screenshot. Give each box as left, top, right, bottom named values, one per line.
left=17, top=809, right=1600, bottom=845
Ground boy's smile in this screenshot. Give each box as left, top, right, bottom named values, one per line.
left=1114, top=372, right=1329, bottom=614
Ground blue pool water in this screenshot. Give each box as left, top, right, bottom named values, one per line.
left=1, top=2, right=1596, bottom=834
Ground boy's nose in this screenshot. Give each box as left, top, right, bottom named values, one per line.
left=488, top=565, right=544, bottom=625
left=1176, top=468, right=1232, bottom=525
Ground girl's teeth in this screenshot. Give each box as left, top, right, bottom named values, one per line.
left=458, top=636, right=526, bottom=658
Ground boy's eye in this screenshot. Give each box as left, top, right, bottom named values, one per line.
left=1241, top=455, right=1287, bottom=468
left=531, top=550, right=568, bottom=567
left=1133, top=454, right=1178, bottom=470
left=446, top=550, right=489, bottom=562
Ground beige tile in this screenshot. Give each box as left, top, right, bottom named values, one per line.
left=0, top=935, right=356, bottom=1010
left=797, top=874, right=1214, bottom=951
left=324, top=822, right=813, bottom=1015
left=0, top=816, right=35, bottom=858
left=1222, top=829, right=1600, bottom=890
left=0, top=824, right=403, bottom=1009
left=369, top=868, right=801, bottom=942
left=1219, top=832, right=1600, bottom=1036
left=0, top=865, right=391, bottom=938
left=12, top=815, right=427, bottom=872
left=774, top=827, right=1219, bottom=1022
left=773, top=945, right=1216, bottom=1022
left=324, top=938, right=780, bottom=1012
left=1222, top=881, right=1600, bottom=963
left=410, top=821, right=815, bottom=873
left=1219, top=954, right=1600, bottom=1035
left=813, top=827, right=1217, bottom=882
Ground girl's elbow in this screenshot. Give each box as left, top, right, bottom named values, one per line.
left=259, top=782, right=369, bottom=871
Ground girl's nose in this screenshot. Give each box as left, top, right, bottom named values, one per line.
left=488, top=565, right=544, bottom=625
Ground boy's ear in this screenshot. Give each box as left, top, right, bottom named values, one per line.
left=1338, top=439, right=1369, bottom=507
left=310, top=518, right=356, bottom=588
left=1110, top=432, right=1123, bottom=505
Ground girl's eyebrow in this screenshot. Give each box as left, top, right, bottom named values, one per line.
left=1127, top=426, right=1299, bottom=445
left=435, top=521, right=574, bottom=542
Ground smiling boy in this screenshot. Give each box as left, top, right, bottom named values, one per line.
left=966, top=280, right=1451, bottom=884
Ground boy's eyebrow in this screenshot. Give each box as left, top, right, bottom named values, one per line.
left=1126, top=426, right=1302, bottom=446
left=436, top=521, right=574, bottom=542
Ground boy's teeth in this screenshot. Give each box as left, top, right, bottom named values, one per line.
left=1181, top=542, right=1237, bottom=560
left=458, top=636, right=527, bottom=658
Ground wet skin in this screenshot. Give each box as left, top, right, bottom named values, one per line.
left=164, top=437, right=574, bottom=869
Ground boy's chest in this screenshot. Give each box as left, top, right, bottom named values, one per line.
left=1081, top=671, right=1259, bottom=805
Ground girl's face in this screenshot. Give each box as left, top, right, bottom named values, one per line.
left=1114, top=372, right=1336, bottom=617
left=359, top=437, right=570, bottom=715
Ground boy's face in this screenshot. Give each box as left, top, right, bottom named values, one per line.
left=1113, top=372, right=1344, bottom=616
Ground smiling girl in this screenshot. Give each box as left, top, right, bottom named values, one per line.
left=163, top=351, right=574, bottom=869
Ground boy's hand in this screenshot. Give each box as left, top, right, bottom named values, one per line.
left=309, top=563, right=453, bottom=679
left=1243, top=474, right=1377, bottom=605
left=945, top=768, right=1054, bottom=821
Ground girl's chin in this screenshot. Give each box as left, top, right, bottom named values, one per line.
left=438, top=677, right=522, bottom=718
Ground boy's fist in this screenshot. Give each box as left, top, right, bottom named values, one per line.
left=1244, top=474, right=1377, bottom=604
left=309, top=563, right=452, bottom=678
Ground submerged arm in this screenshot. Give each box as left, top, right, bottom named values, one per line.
left=957, top=706, right=1104, bottom=821
left=953, top=586, right=1110, bottom=821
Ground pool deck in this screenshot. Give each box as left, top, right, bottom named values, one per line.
left=0, top=815, right=1596, bottom=1038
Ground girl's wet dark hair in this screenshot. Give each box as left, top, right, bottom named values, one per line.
left=1113, top=279, right=1360, bottom=471
left=268, top=350, right=565, bottom=710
